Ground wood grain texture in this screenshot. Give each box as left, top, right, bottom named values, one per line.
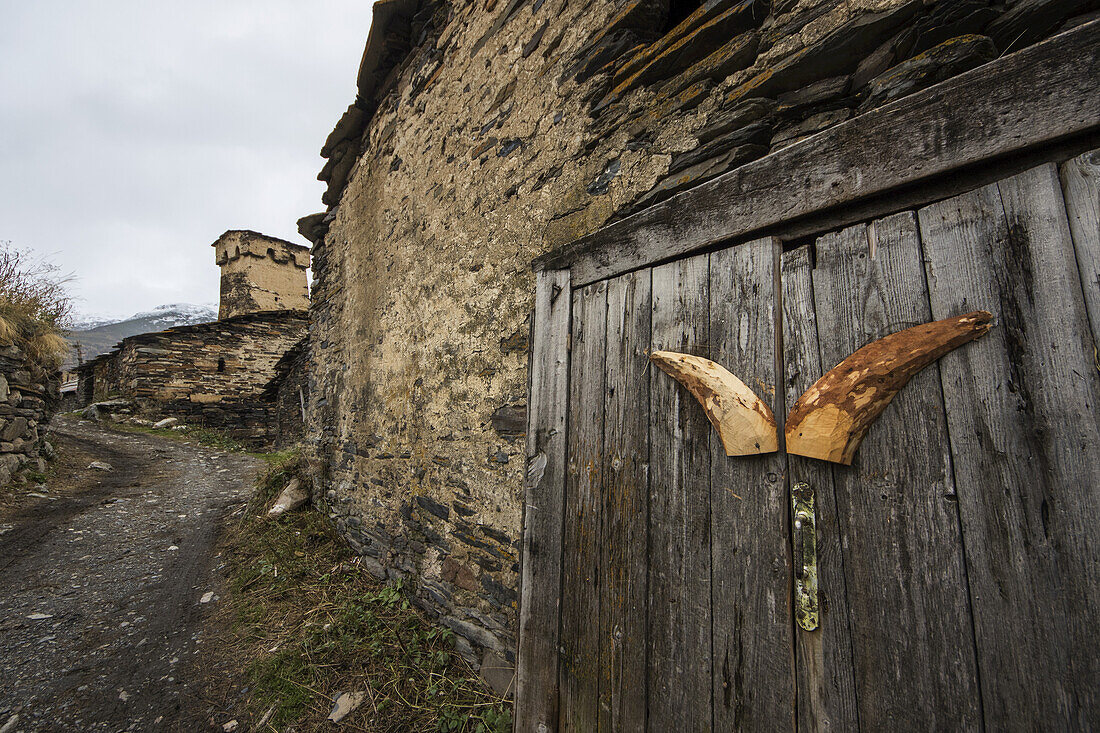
left=785, top=311, right=992, bottom=464
left=919, top=164, right=1100, bottom=729
left=515, top=269, right=571, bottom=733
left=1061, top=148, right=1100, bottom=350
left=559, top=282, right=608, bottom=731
left=780, top=246, right=858, bottom=733
left=810, top=214, right=981, bottom=730
left=598, top=270, right=650, bottom=732
left=535, top=19, right=1100, bottom=286
left=707, top=238, right=793, bottom=731
left=647, top=254, right=712, bottom=732
left=649, top=350, right=777, bottom=456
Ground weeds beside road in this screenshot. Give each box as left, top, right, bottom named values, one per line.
left=215, top=453, right=513, bottom=732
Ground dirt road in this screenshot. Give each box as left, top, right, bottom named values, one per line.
left=0, top=416, right=263, bottom=732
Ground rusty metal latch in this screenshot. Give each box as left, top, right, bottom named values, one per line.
left=792, top=482, right=819, bottom=631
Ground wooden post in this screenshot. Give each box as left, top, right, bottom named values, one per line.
left=515, top=269, right=571, bottom=733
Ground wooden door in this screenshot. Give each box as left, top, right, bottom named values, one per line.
left=516, top=158, right=1100, bottom=731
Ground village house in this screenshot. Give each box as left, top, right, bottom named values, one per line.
left=297, top=0, right=1100, bottom=724
left=77, top=230, right=309, bottom=446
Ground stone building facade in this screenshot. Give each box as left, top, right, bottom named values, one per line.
left=299, top=0, right=1097, bottom=679
left=215, top=230, right=311, bottom=319
left=262, top=337, right=310, bottom=448
left=78, top=231, right=310, bottom=445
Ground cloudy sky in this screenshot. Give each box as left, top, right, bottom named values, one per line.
left=0, top=1, right=373, bottom=321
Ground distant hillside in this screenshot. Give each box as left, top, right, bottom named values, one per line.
left=64, top=303, right=218, bottom=371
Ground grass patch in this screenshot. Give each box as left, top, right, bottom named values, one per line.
left=220, top=454, right=512, bottom=732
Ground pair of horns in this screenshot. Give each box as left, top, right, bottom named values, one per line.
left=651, top=311, right=993, bottom=465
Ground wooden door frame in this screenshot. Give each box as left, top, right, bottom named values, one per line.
left=516, top=20, right=1100, bottom=732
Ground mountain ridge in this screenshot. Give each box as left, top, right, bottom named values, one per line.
left=64, top=303, right=218, bottom=371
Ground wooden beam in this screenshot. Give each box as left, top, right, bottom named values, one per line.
left=514, top=269, right=571, bottom=733
left=534, top=18, right=1100, bottom=286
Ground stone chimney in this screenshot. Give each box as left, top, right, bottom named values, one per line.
left=212, top=231, right=310, bottom=320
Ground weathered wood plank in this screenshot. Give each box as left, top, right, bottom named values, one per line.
left=708, top=238, right=793, bottom=730
left=648, top=254, right=711, bottom=732
left=559, top=282, right=608, bottom=731
left=535, top=19, right=1100, bottom=286
left=1061, top=148, right=1100, bottom=350
left=516, top=269, right=572, bottom=733
left=780, top=245, right=858, bottom=733
left=598, top=270, right=650, bottom=732
left=810, top=214, right=980, bottom=729
left=919, top=164, right=1100, bottom=729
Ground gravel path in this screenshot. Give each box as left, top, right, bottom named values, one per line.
left=0, top=416, right=264, bottom=732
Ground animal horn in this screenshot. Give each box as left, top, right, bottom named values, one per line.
left=785, top=311, right=993, bottom=465
left=650, top=351, right=778, bottom=456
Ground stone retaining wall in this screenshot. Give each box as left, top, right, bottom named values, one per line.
left=301, top=0, right=1098, bottom=682
left=0, top=346, right=60, bottom=486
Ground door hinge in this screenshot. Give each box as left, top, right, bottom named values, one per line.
left=792, top=482, right=819, bottom=632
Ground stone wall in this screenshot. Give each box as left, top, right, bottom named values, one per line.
left=301, top=0, right=1097, bottom=678
left=78, top=311, right=308, bottom=444
left=0, top=346, right=60, bottom=486
left=214, top=230, right=311, bottom=320
left=262, top=337, right=310, bottom=448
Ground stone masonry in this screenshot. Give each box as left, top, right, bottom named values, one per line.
left=262, top=337, right=310, bottom=449
left=0, top=345, right=60, bottom=486
left=78, top=312, right=308, bottom=444
left=300, top=0, right=1099, bottom=681
left=214, top=230, right=311, bottom=320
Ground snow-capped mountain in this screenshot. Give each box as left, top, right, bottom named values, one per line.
left=63, top=303, right=218, bottom=370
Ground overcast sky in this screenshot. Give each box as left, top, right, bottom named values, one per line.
left=0, top=1, right=373, bottom=321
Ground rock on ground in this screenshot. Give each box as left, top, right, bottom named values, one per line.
left=267, top=478, right=308, bottom=517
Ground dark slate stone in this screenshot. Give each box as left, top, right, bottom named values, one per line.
left=671, top=122, right=773, bottom=175
left=470, top=137, right=498, bottom=159
left=622, top=143, right=770, bottom=217
left=481, top=574, right=517, bottom=608
left=858, top=34, right=997, bottom=112
left=770, top=108, right=851, bottom=149
left=490, top=404, right=526, bottom=438
left=523, top=20, right=549, bottom=58
left=566, top=29, right=645, bottom=84
left=613, top=0, right=768, bottom=95
left=453, top=501, right=478, bottom=517
left=567, top=0, right=670, bottom=82
left=728, top=1, right=923, bottom=104
left=497, top=138, right=523, bottom=157
left=987, top=0, right=1093, bottom=54
left=415, top=490, right=451, bottom=519
left=776, top=74, right=851, bottom=117
left=895, top=0, right=1001, bottom=59
left=587, top=158, right=621, bottom=195
left=758, top=0, right=834, bottom=53
left=703, top=97, right=776, bottom=142
left=659, top=30, right=761, bottom=99
left=469, top=0, right=530, bottom=58
left=480, top=525, right=512, bottom=545
left=851, top=30, right=904, bottom=90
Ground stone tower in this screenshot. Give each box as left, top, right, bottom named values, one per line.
left=212, top=230, right=310, bottom=320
